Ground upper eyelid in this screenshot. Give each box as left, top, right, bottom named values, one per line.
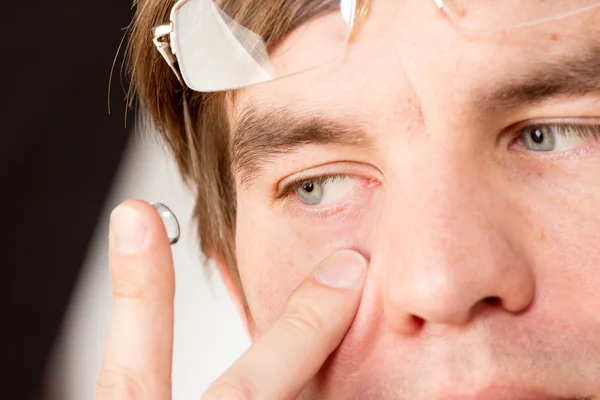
left=516, top=122, right=600, bottom=139
left=276, top=161, right=382, bottom=193
left=510, top=118, right=600, bottom=132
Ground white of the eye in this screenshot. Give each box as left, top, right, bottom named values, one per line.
left=318, top=176, right=359, bottom=205
left=553, top=131, right=590, bottom=151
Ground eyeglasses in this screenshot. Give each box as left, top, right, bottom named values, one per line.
left=152, top=0, right=600, bottom=93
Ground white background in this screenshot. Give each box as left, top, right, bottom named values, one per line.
left=45, top=131, right=250, bottom=399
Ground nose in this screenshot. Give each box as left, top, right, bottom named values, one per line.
left=377, top=152, right=536, bottom=333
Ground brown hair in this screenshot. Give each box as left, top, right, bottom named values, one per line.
left=126, top=0, right=336, bottom=288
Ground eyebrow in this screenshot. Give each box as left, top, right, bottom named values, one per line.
left=231, top=106, right=372, bottom=186
left=477, top=44, right=600, bottom=109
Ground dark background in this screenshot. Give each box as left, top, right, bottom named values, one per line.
left=2, top=1, right=135, bottom=398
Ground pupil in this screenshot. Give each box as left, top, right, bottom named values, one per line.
left=531, top=128, right=545, bottom=144
left=302, top=181, right=314, bottom=193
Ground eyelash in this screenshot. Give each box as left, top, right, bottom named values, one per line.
left=522, top=123, right=599, bottom=135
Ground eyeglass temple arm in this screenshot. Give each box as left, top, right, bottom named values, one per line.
left=152, top=24, right=184, bottom=85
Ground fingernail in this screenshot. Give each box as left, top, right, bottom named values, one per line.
left=109, top=204, right=147, bottom=255
left=317, top=250, right=367, bottom=289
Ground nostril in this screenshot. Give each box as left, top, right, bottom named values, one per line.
left=484, top=297, right=501, bottom=306
left=411, top=314, right=425, bottom=327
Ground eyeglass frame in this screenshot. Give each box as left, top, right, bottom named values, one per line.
left=151, top=0, right=600, bottom=91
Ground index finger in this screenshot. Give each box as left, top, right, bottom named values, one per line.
left=203, top=250, right=368, bottom=400
left=97, top=200, right=175, bottom=400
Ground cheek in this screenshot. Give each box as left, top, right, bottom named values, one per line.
left=512, top=162, right=600, bottom=320
left=235, top=193, right=377, bottom=335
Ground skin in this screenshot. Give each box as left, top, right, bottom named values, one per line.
left=233, top=1, right=600, bottom=398
left=98, top=1, right=600, bottom=399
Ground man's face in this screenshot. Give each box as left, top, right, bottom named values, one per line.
left=228, top=1, right=600, bottom=398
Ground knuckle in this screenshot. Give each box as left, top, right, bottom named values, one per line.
left=96, top=366, right=145, bottom=400
left=202, top=377, right=257, bottom=400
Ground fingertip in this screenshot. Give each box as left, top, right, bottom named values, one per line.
left=110, top=201, right=148, bottom=256
left=108, top=199, right=175, bottom=301
left=113, top=199, right=164, bottom=227
left=316, top=249, right=368, bottom=289
left=109, top=200, right=170, bottom=255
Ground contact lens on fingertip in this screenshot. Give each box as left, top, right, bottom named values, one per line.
left=151, top=202, right=181, bottom=245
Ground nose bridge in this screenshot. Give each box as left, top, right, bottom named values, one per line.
left=387, top=143, right=491, bottom=249
left=376, top=149, right=535, bottom=331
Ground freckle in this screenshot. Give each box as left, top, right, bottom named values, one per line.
left=550, top=33, right=559, bottom=41
left=537, top=171, right=542, bottom=178
left=539, top=231, right=546, bottom=242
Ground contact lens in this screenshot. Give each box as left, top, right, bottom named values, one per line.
left=151, top=202, right=181, bottom=245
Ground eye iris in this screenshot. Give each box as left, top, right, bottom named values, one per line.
left=521, top=125, right=555, bottom=152
left=295, top=179, right=324, bottom=206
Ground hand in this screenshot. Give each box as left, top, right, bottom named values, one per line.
left=96, top=199, right=368, bottom=400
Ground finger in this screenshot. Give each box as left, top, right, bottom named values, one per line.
left=96, top=200, right=175, bottom=400
left=203, top=249, right=368, bottom=400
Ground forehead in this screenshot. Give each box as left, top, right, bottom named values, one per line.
left=231, top=1, right=600, bottom=121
